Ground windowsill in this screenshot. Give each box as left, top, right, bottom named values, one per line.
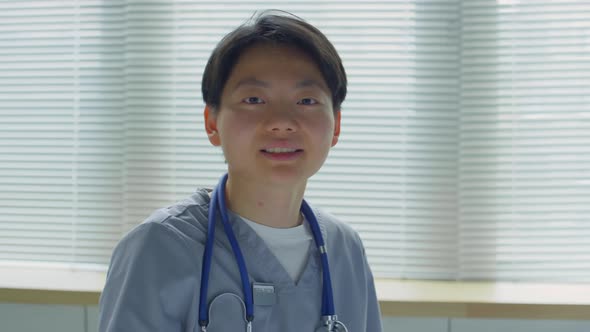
left=1, top=265, right=589, bottom=320
left=374, top=278, right=590, bottom=320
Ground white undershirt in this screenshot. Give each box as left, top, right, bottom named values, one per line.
left=231, top=212, right=313, bottom=283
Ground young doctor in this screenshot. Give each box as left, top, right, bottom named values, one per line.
left=99, top=11, right=382, bottom=332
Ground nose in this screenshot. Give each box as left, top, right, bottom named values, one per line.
left=264, top=107, right=297, bottom=133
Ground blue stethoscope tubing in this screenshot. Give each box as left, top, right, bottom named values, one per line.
left=198, top=173, right=339, bottom=330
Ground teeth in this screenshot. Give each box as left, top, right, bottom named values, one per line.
left=264, top=147, right=297, bottom=153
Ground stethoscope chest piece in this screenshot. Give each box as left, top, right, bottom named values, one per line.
left=332, top=321, right=348, bottom=332
left=316, top=315, right=348, bottom=332
left=315, top=322, right=348, bottom=332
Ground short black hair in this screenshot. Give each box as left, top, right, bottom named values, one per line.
left=201, top=10, right=347, bottom=111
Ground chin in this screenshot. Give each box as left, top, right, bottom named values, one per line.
left=259, top=168, right=313, bottom=186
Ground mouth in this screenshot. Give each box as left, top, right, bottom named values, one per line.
left=260, top=147, right=304, bottom=160
left=261, top=147, right=303, bottom=153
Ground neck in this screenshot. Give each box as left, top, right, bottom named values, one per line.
left=224, top=174, right=307, bottom=228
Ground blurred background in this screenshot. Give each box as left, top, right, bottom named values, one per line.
left=1, top=0, right=589, bottom=331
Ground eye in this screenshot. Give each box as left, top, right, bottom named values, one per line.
left=297, top=98, right=318, bottom=105
left=243, top=96, right=265, bottom=104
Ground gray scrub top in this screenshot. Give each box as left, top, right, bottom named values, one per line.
left=98, top=189, right=382, bottom=331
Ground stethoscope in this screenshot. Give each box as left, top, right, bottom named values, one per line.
left=198, top=173, right=348, bottom=332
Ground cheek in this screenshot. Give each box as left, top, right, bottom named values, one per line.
left=218, top=112, right=258, bottom=143
left=306, top=115, right=335, bottom=142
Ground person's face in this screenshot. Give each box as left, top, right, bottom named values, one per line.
left=204, top=43, right=341, bottom=186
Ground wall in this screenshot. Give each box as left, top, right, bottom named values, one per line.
left=1, top=303, right=590, bottom=332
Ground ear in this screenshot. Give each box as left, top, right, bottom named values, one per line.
left=331, top=109, right=341, bottom=147
left=204, top=105, right=221, bottom=146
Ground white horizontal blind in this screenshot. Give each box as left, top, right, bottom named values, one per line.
left=459, top=0, right=590, bottom=281
left=123, top=1, right=227, bottom=234
left=1, top=0, right=589, bottom=283
left=0, top=1, right=125, bottom=268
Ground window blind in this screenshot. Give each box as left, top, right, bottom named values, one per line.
left=1, top=0, right=589, bottom=283
left=458, top=0, right=590, bottom=281
left=0, top=1, right=125, bottom=268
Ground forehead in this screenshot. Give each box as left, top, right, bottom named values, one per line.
left=225, top=43, right=328, bottom=89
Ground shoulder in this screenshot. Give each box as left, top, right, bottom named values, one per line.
left=100, top=191, right=212, bottom=331
left=126, top=188, right=211, bottom=248
left=109, top=218, right=194, bottom=277
left=108, top=189, right=212, bottom=272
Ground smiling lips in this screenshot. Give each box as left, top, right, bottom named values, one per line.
left=260, top=146, right=303, bottom=160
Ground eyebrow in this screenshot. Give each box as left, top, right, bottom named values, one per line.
left=233, top=78, right=270, bottom=90
left=232, top=77, right=328, bottom=91
left=295, top=79, right=327, bottom=90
